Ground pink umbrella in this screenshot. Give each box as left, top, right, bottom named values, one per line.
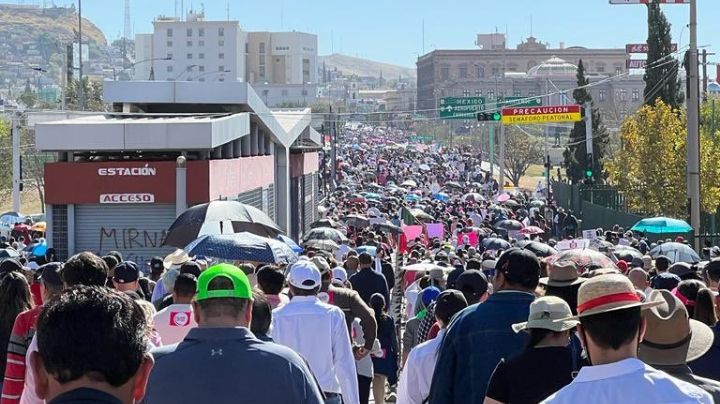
left=520, top=226, right=545, bottom=235
left=496, top=193, right=511, bottom=203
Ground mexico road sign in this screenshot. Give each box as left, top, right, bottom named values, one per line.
left=440, top=97, right=486, bottom=120
left=501, top=105, right=582, bottom=125
left=497, top=96, right=543, bottom=108
left=626, top=43, right=678, bottom=53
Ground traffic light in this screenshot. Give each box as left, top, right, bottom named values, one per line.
left=477, top=111, right=502, bottom=122
left=584, top=153, right=593, bottom=182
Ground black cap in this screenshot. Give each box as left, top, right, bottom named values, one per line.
left=38, top=262, right=63, bottom=287
left=0, top=258, right=23, bottom=277
left=149, top=256, right=164, bottom=273
left=179, top=261, right=202, bottom=278
left=113, top=261, right=140, bottom=284
left=455, top=269, right=489, bottom=297
left=434, top=290, right=468, bottom=324
left=495, top=247, right=540, bottom=286
left=651, top=272, right=681, bottom=290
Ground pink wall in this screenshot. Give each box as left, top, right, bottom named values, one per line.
left=303, top=152, right=319, bottom=175
left=208, top=156, right=275, bottom=200
left=290, top=152, right=320, bottom=178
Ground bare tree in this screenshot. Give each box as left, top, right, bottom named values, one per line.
left=502, top=127, right=543, bottom=187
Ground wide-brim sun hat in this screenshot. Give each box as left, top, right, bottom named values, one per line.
left=556, top=273, right=663, bottom=321
left=539, top=260, right=585, bottom=287
left=163, top=249, right=191, bottom=269
left=512, top=295, right=579, bottom=333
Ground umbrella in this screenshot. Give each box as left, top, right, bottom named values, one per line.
left=612, top=245, right=643, bottom=263
left=419, top=164, right=431, bottom=171
left=515, top=240, right=557, bottom=257
left=311, top=218, right=338, bottom=229
left=650, top=242, right=701, bottom=263
left=433, top=192, right=450, bottom=202
left=362, top=192, right=382, bottom=201
left=445, top=181, right=462, bottom=190
left=185, top=233, right=298, bottom=264
left=373, top=222, right=404, bottom=235
left=547, top=249, right=618, bottom=273
left=31, top=222, right=47, bottom=232
left=496, top=193, right=511, bottom=203
left=462, top=193, right=485, bottom=202
left=520, top=226, right=545, bottom=235
left=631, top=217, right=693, bottom=234
left=482, top=237, right=512, bottom=250
left=403, top=263, right=451, bottom=272
left=349, top=194, right=367, bottom=204
left=344, top=214, right=370, bottom=229
left=401, top=180, right=417, bottom=188
left=163, top=201, right=282, bottom=248
left=303, top=227, right=348, bottom=244
left=405, top=194, right=421, bottom=203
left=529, top=200, right=546, bottom=208
left=356, top=245, right=378, bottom=257
left=502, top=199, right=521, bottom=208
left=277, top=235, right=304, bottom=254
left=0, top=248, right=20, bottom=259
left=304, top=238, right=340, bottom=252
left=494, top=219, right=524, bottom=232
left=410, top=209, right=434, bottom=222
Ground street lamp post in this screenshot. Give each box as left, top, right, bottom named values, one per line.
left=189, top=69, right=232, bottom=81
left=115, top=56, right=172, bottom=80
left=173, top=64, right=198, bottom=81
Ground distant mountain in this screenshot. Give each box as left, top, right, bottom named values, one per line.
left=0, top=4, right=107, bottom=47
left=319, top=53, right=416, bottom=80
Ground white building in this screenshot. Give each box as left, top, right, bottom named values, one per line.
left=246, top=31, right=317, bottom=85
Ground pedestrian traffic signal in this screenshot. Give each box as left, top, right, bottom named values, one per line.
left=477, top=111, right=502, bottom=122
left=584, top=154, right=593, bottom=179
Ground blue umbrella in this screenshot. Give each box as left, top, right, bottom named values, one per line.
left=185, top=232, right=298, bottom=264
left=405, top=194, right=421, bottom=202
left=362, top=192, right=382, bottom=201
left=433, top=192, right=450, bottom=202
left=631, top=217, right=693, bottom=234
left=277, top=235, right=304, bottom=254
left=356, top=245, right=377, bottom=257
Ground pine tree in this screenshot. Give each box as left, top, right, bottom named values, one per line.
left=563, top=60, right=609, bottom=184
left=644, top=2, right=682, bottom=108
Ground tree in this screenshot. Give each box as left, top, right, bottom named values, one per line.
left=563, top=60, right=609, bottom=184
left=502, top=127, right=543, bottom=187
left=0, top=120, right=11, bottom=192
left=19, top=79, right=37, bottom=109
left=644, top=2, right=682, bottom=108
left=64, top=77, right=105, bottom=111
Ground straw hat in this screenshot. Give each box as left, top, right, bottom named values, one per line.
left=512, top=296, right=579, bottom=333
left=558, top=274, right=662, bottom=320
left=639, top=289, right=714, bottom=365
left=539, top=261, right=585, bottom=287
left=163, top=249, right=191, bottom=270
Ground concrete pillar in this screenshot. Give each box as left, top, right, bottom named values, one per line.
left=45, top=204, right=53, bottom=248
left=212, top=147, right=222, bottom=159
left=251, top=124, right=259, bottom=156
left=264, top=136, right=273, bottom=156
left=274, top=145, right=290, bottom=232
left=233, top=139, right=242, bottom=158
left=67, top=204, right=75, bottom=256
left=222, top=142, right=234, bottom=159
left=175, top=156, right=188, bottom=217
left=258, top=132, right=266, bottom=155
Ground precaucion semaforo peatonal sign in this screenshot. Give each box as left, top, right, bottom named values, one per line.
left=501, top=105, right=582, bottom=125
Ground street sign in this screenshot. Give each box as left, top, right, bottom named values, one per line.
left=497, top=96, right=543, bottom=108
left=501, top=105, right=582, bottom=125
left=440, top=97, right=486, bottom=120
left=626, top=59, right=647, bottom=69
left=626, top=43, right=678, bottom=53
left=610, top=0, right=689, bottom=4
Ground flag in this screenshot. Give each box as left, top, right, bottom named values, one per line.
left=400, top=206, right=418, bottom=226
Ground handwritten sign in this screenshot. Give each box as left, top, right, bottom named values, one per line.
left=582, top=230, right=598, bottom=240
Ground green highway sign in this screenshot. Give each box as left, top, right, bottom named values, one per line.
left=440, top=97, right=486, bottom=120
left=497, top=96, right=543, bottom=108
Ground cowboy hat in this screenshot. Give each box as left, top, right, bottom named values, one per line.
left=557, top=274, right=662, bottom=321
left=638, top=289, right=714, bottom=366
left=512, top=296, right=579, bottom=333
left=539, top=261, right=585, bottom=287
left=163, top=249, right=191, bottom=270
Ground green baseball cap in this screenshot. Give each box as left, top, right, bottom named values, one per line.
left=196, top=263, right=252, bottom=301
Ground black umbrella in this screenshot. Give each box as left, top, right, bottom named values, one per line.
left=445, top=181, right=463, bottom=190
left=303, top=227, right=348, bottom=244
left=344, top=214, right=370, bottom=229
left=311, top=218, right=338, bottom=229
left=612, top=245, right=644, bottom=263
left=373, top=222, right=403, bottom=235
left=163, top=201, right=282, bottom=248
left=482, top=237, right=512, bottom=250
left=493, top=219, right=524, bottom=232
left=515, top=240, right=558, bottom=258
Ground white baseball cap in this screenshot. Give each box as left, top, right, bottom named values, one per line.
left=332, top=267, right=348, bottom=284
left=288, top=260, right=322, bottom=290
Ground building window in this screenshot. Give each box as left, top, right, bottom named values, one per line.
left=219, top=65, right=225, bottom=71
left=475, top=89, right=482, bottom=97
left=259, top=66, right=266, bottom=78
left=488, top=89, right=495, bottom=99
left=187, top=40, right=192, bottom=47
left=199, top=28, right=205, bottom=37
left=166, top=65, right=173, bottom=72
left=245, top=43, right=249, bottom=54
left=491, top=65, right=501, bottom=76
left=199, top=40, right=204, bottom=46
left=199, top=78, right=205, bottom=82
left=167, top=28, right=173, bottom=37
left=619, top=89, right=627, bottom=101
left=259, top=42, right=266, bottom=53
left=199, top=66, right=205, bottom=72
left=462, top=89, right=470, bottom=97
left=219, top=53, right=225, bottom=59
left=632, top=88, right=640, bottom=101
left=597, top=63, right=606, bottom=73
left=440, top=66, right=449, bottom=80
left=167, top=40, right=173, bottom=47
left=218, top=27, right=224, bottom=36
left=218, top=40, right=225, bottom=47
left=599, top=89, right=606, bottom=101
left=219, top=77, right=225, bottom=82
left=186, top=28, right=192, bottom=37
left=199, top=53, right=204, bottom=59
left=615, top=66, right=622, bottom=76
left=302, top=89, right=308, bottom=96
left=187, top=53, right=193, bottom=59
left=513, top=89, right=521, bottom=96
left=459, top=66, right=468, bottom=79
left=476, top=65, right=485, bottom=78
left=528, top=90, right=536, bottom=97
left=167, top=52, right=173, bottom=60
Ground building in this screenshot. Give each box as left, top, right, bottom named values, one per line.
left=416, top=34, right=646, bottom=124
left=133, top=12, right=318, bottom=107
left=34, top=80, right=321, bottom=262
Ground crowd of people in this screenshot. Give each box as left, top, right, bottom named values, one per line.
left=0, top=125, right=718, bottom=403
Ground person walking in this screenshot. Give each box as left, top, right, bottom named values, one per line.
left=144, top=264, right=324, bottom=404
left=485, top=296, right=579, bottom=404
left=152, top=273, right=198, bottom=346
left=349, top=253, right=389, bottom=305
left=542, top=274, right=712, bottom=404
left=0, top=272, right=33, bottom=393
left=369, top=294, right=397, bottom=404
left=272, top=261, right=359, bottom=404
left=428, top=248, right=539, bottom=403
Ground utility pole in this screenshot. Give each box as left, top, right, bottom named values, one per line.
left=77, top=0, right=84, bottom=110
left=498, top=123, right=505, bottom=192
left=585, top=102, right=594, bottom=172
left=702, top=49, right=708, bottom=96
left=330, top=105, right=337, bottom=190
left=489, top=124, right=495, bottom=180
left=11, top=113, right=20, bottom=213
left=687, top=0, right=701, bottom=250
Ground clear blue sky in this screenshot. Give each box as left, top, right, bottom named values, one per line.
left=59, top=0, right=717, bottom=68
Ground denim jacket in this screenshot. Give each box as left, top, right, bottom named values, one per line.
left=428, top=290, right=535, bottom=404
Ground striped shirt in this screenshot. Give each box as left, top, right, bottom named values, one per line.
left=1, top=306, right=42, bottom=404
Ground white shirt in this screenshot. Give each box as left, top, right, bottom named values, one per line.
left=19, top=335, right=41, bottom=404
left=271, top=296, right=360, bottom=404
left=542, top=358, right=712, bottom=404
left=152, top=303, right=198, bottom=345
left=351, top=319, right=382, bottom=378
left=396, top=329, right=445, bottom=404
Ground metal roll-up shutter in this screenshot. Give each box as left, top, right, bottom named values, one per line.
left=303, top=173, right=318, bottom=232
left=267, top=184, right=276, bottom=222
left=74, top=204, right=176, bottom=266
left=237, top=188, right=263, bottom=210
left=52, top=205, right=69, bottom=260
